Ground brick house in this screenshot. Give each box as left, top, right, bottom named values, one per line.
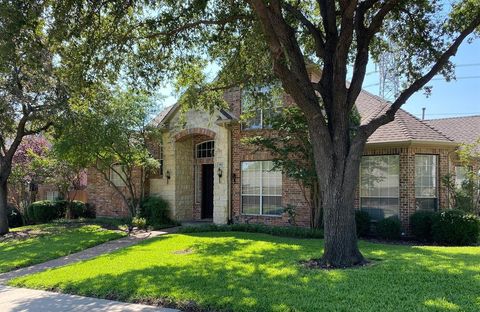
left=87, top=85, right=479, bottom=233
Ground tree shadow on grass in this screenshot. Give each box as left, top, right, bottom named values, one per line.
left=12, top=232, right=480, bottom=312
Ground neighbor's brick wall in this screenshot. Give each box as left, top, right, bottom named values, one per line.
left=86, top=167, right=142, bottom=217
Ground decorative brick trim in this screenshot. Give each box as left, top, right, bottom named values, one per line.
left=174, top=128, right=216, bottom=142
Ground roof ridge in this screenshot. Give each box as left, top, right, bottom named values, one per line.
left=426, top=115, right=480, bottom=121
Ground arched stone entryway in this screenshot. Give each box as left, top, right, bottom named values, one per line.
left=174, top=128, right=217, bottom=221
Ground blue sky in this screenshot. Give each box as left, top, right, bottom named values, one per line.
left=159, top=37, right=480, bottom=120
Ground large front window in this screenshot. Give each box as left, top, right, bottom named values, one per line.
left=415, top=155, right=438, bottom=211
left=360, top=155, right=400, bottom=220
left=241, top=161, right=282, bottom=215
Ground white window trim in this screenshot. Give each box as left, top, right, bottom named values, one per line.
left=240, top=161, right=282, bottom=216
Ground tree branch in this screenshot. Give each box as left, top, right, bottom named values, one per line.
left=283, top=2, right=325, bottom=58
left=357, top=14, right=480, bottom=141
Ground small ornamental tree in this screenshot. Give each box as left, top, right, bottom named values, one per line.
left=9, top=136, right=50, bottom=210
left=54, top=89, right=161, bottom=217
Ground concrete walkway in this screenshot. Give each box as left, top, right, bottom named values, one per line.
left=0, top=227, right=181, bottom=312
left=0, top=285, right=179, bottom=312
left=0, top=228, right=177, bottom=284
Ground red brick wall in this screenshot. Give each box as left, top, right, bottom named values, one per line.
left=86, top=167, right=142, bottom=217
left=227, top=89, right=312, bottom=227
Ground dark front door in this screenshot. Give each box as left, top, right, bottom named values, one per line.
left=201, top=164, right=214, bottom=219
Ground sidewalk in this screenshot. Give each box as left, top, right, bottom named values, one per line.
left=0, top=285, right=179, bottom=312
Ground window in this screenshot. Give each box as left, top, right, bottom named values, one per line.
left=110, top=165, right=126, bottom=187
left=196, top=141, right=214, bottom=158
left=455, top=165, right=467, bottom=189
left=46, top=191, right=59, bottom=201
left=241, top=86, right=282, bottom=130
left=415, top=155, right=438, bottom=211
left=360, top=155, right=399, bottom=220
left=241, top=161, right=282, bottom=215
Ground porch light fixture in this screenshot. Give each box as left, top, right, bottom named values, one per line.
left=217, top=167, right=223, bottom=179
left=166, top=170, right=171, bottom=183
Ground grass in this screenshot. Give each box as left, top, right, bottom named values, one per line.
left=0, top=221, right=125, bottom=273
left=9, top=232, right=480, bottom=312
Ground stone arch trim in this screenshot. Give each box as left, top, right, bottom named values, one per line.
left=174, top=127, right=216, bottom=142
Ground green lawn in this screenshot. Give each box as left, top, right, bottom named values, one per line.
left=0, top=222, right=125, bottom=273
left=9, top=232, right=480, bottom=312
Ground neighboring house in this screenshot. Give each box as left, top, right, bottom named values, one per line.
left=86, top=82, right=479, bottom=233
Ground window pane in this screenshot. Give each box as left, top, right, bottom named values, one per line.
left=416, top=198, right=438, bottom=211
left=241, top=162, right=261, bottom=195
left=242, top=196, right=260, bottom=214
left=196, top=141, right=215, bottom=159
left=360, top=155, right=399, bottom=219
left=262, top=196, right=282, bottom=215
left=262, top=162, right=282, bottom=196
left=455, top=166, right=467, bottom=188
left=361, top=198, right=399, bottom=221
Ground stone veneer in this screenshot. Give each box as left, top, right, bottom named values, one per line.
left=149, top=108, right=230, bottom=224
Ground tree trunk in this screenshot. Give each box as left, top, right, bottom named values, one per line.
left=0, top=180, right=9, bottom=236
left=321, top=176, right=365, bottom=267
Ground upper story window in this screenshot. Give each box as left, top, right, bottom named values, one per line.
left=110, top=164, right=126, bottom=187
left=196, top=140, right=214, bottom=158
left=415, top=155, right=438, bottom=211
left=241, top=85, right=282, bottom=130
left=360, top=155, right=400, bottom=220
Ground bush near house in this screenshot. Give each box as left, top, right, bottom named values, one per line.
left=410, top=210, right=437, bottom=242
left=376, top=216, right=402, bottom=240
left=27, top=200, right=92, bottom=224
left=179, top=223, right=324, bottom=239
left=7, top=204, right=24, bottom=228
left=431, top=210, right=480, bottom=246
left=355, top=210, right=371, bottom=237
left=140, top=196, right=173, bottom=228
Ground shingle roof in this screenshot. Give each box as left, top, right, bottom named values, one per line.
left=425, top=115, right=480, bottom=147
left=150, top=105, right=176, bottom=127
left=355, top=90, right=453, bottom=144
left=150, top=89, right=454, bottom=145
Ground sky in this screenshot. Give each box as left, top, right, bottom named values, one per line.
left=158, top=36, right=480, bottom=121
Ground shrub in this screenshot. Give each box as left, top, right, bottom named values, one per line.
left=376, top=216, right=401, bottom=240
left=141, top=196, right=172, bottom=226
left=27, top=200, right=67, bottom=223
left=355, top=210, right=371, bottom=237
left=179, top=223, right=324, bottom=239
left=431, top=210, right=480, bottom=246
left=84, top=203, right=96, bottom=219
left=132, top=216, right=147, bottom=230
left=410, top=210, right=437, bottom=242
left=7, top=204, right=24, bottom=228
left=67, top=200, right=95, bottom=219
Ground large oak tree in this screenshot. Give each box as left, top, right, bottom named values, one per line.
left=35, top=0, right=480, bottom=267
